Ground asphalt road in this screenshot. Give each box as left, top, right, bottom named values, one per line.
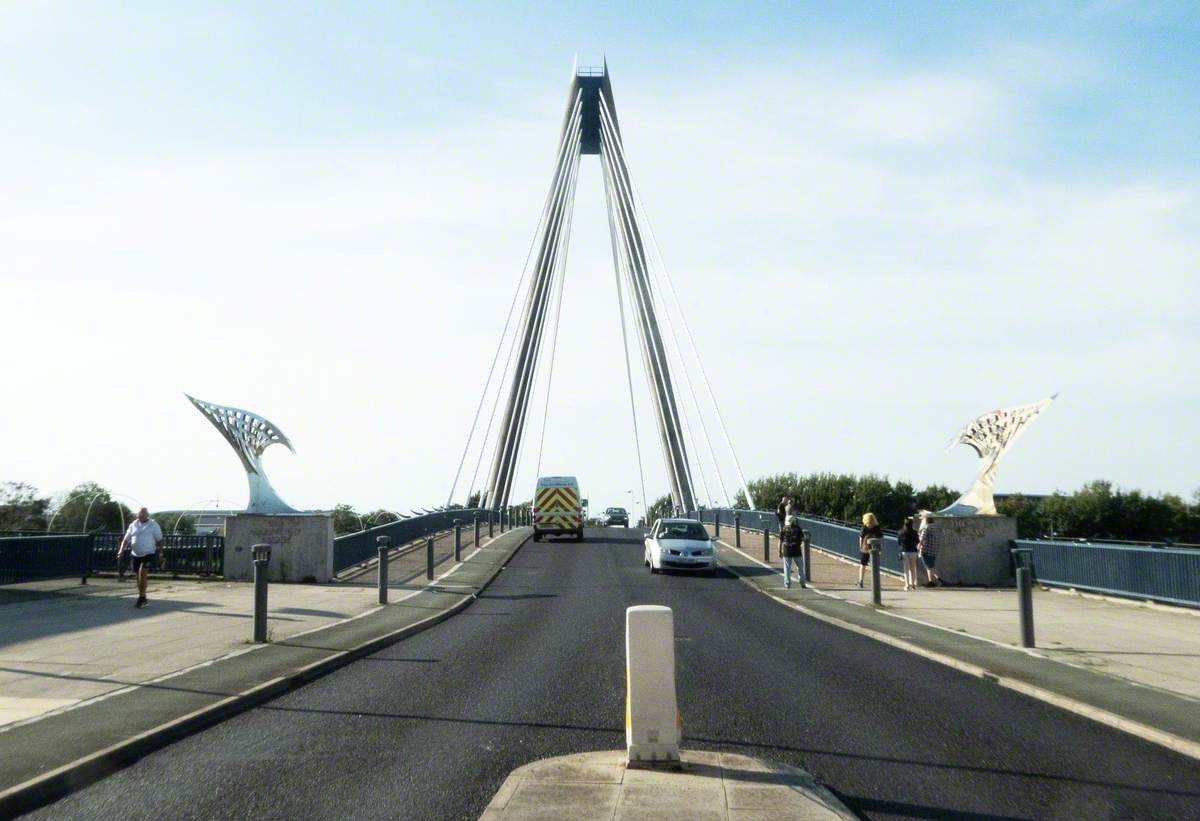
left=31, top=528, right=1200, bottom=820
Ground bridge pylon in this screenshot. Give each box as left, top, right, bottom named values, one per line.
left=477, top=62, right=701, bottom=514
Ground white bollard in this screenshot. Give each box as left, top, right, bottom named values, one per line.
left=625, top=605, right=681, bottom=765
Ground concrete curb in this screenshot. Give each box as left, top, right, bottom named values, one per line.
left=0, top=530, right=532, bottom=818
left=715, top=538, right=1200, bottom=763
left=480, top=749, right=857, bottom=820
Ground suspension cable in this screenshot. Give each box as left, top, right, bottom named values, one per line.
left=534, top=128, right=582, bottom=479
left=469, top=95, right=581, bottom=506
left=597, top=104, right=690, bottom=510
left=499, top=106, right=583, bottom=505
left=600, top=137, right=649, bottom=517
left=618, top=130, right=757, bottom=510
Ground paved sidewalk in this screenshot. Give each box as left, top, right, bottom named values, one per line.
left=481, top=750, right=855, bottom=820
left=707, top=524, right=1200, bottom=703
left=712, top=536, right=1200, bottom=760
left=340, top=523, right=483, bottom=586
left=0, top=528, right=532, bottom=817
left=0, top=525, right=491, bottom=729
left=0, top=577, right=379, bottom=728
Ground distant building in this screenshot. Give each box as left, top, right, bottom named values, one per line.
left=155, top=509, right=242, bottom=535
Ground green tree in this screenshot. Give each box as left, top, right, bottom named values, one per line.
left=850, top=474, right=910, bottom=527
left=466, top=491, right=482, bottom=509
left=49, top=482, right=133, bottom=533
left=996, top=494, right=1045, bottom=538
left=914, top=484, right=957, bottom=513
left=0, top=482, right=50, bottom=532
left=153, top=511, right=197, bottom=535
left=362, top=509, right=400, bottom=528
left=645, top=494, right=673, bottom=525
left=331, top=503, right=362, bottom=536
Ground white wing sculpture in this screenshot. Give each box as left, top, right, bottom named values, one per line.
left=186, top=394, right=298, bottom=514
left=940, top=395, right=1057, bottom=516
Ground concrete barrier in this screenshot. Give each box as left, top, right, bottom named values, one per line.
left=625, top=605, right=681, bottom=764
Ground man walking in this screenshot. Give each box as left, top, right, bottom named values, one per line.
left=780, top=509, right=805, bottom=589
left=918, top=513, right=942, bottom=587
left=119, top=507, right=163, bottom=608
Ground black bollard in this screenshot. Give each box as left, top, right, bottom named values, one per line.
left=1013, top=548, right=1036, bottom=647
left=802, top=530, right=812, bottom=582
left=869, top=539, right=882, bottom=605
left=454, top=520, right=462, bottom=562
left=252, top=543, right=271, bottom=643
left=762, top=523, right=770, bottom=563
left=377, top=535, right=391, bottom=604
left=734, top=512, right=741, bottom=548
left=426, top=536, right=435, bottom=580
left=474, top=515, right=480, bottom=546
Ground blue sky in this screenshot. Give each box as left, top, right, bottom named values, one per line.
left=2, top=2, right=1197, bottom=513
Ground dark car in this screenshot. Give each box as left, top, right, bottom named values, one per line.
left=601, top=506, right=629, bottom=527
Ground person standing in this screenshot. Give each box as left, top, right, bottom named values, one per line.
left=918, top=513, right=942, bottom=587
left=858, top=512, right=883, bottom=588
left=780, top=510, right=805, bottom=589
left=775, top=496, right=790, bottom=535
left=119, top=507, right=163, bottom=608
left=898, top=517, right=920, bottom=590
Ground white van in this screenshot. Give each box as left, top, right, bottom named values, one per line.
left=533, top=476, right=583, bottom=542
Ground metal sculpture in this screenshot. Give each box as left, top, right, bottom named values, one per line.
left=941, top=394, right=1057, bottom=516
left=186, top=394, right=298, bottom=514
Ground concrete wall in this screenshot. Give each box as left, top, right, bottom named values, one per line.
left=224, top=514, right=334, bottom=583
left=931, top=515, right=1018, bottom=586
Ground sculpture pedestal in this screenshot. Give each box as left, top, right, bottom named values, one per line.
left=929, top=515, right=1018, bottom=586
left=224, top=514, right=334, bottom=583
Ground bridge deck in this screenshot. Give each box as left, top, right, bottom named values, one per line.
left=26, top=528, right=1200, bottom=820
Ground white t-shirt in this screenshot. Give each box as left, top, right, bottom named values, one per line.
left=125, top=519, right=163, bottom=557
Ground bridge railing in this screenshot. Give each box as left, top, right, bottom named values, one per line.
left=89, top=533, right=226, bottom=576
left=332, top=509, right=488, bottom=574
left=691, top=508, right=1200, bottom=604
left=0, top=534, right=93, bottom=585
left=691, top=507, right=903, bottom=578
left=1014, top=538, right=1200, bottom=608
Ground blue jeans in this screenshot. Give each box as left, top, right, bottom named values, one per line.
left=782, top=556, right=804, bottom=588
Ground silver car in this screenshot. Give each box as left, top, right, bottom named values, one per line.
left=644, top=518, right=716, bottom=573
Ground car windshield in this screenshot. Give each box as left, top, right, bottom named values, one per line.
left=607, top=507, right=626, bottom=513
left=657, top=522, right=708, bottom=540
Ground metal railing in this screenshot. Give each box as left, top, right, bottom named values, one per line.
left=1014, top=538, right=1200, bottom=608
left=89, top=533, right=226, bottom=576
left=333, top=509, right=488, bottom=574
left=692, top=508, right=1200, bottom=605
left=0, top=534, right=93, bottom=585
left=691, top=508, right=903, bottom=577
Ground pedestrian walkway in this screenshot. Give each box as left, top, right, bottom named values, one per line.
left=0, top=528, right=532, bottom=817
left=0, top=577, right=379, bottom=728
left=708, top=524, right=1200, bottom=703
left=0, top=526, right=476, bottom=730
left=711, top=533, right=1200, bottom=761
left=340, top=524, right=474, bottom=587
